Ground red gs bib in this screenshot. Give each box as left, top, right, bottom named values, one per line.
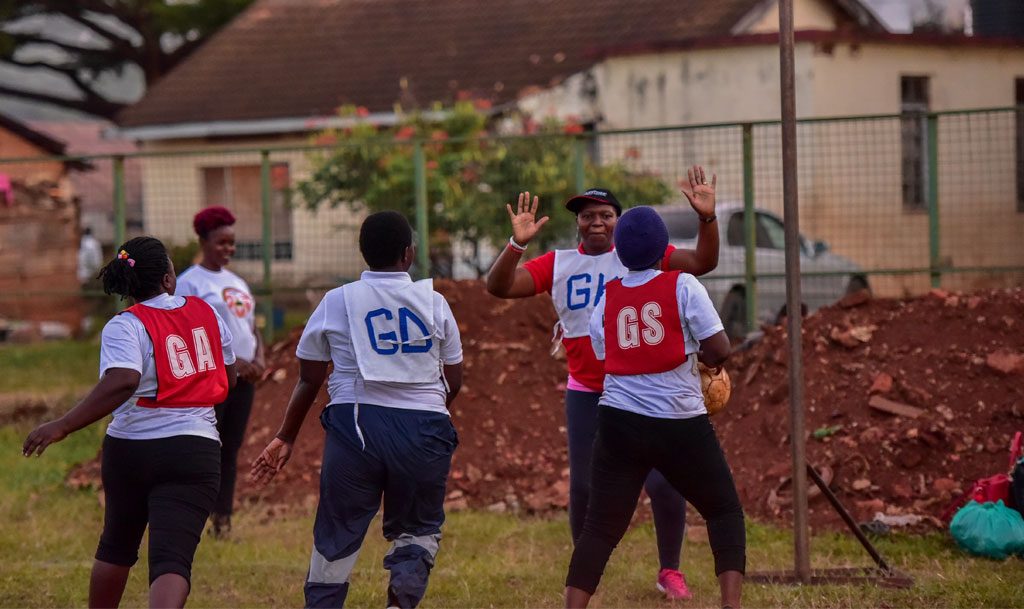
left=603, top=271, right=688, bottom=375
left=127, top=296, right=229, bottom=408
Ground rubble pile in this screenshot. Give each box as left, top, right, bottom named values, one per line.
left=718, top=287, right=1024, bottom=530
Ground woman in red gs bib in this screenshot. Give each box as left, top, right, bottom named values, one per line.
left=487, top=167, right=720, bottom=599
left=562, top=207, right=744, bottom=609
left=23, top=236, right=237, bottom=609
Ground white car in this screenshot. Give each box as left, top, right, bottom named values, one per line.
left=657, top=203, right=869, bottom=339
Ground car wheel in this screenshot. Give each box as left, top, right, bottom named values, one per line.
left=845, top=275, right=871, bottom=296
left=721, top=288, right=747, bottom=341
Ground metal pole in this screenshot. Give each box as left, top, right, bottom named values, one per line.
left=574, top=137, right=587, bottom=194
left=413, top=141, right=430, bottom=278
left=113, top=155, right=126, bottom=247
left=260, top=150, right=274, bottom=343
left=742, top=124, right=757, bottom=334
left=927, top=114, right=941, bottom=288
left=779, top=0, right=811, bottom=582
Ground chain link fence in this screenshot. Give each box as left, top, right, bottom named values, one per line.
left=2, top=107, right=1022, bottom=341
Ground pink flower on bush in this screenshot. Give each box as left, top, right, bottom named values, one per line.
left=394, top=125, right=416, bottom=140
left=356, top=106, right=371, bottom=117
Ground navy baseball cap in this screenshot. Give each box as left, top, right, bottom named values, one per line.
left=565, top=188, right=622, bottom=215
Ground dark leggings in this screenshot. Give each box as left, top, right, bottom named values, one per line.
left=213, top=379, right=255, bottom=516
left=96, top=434, right=220, bottom=584
left=565, top=389, right=686, bottom=570
left=566, top=406, right=746, bottom=594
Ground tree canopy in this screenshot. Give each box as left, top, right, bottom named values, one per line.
left=297, top=102, right=675, bottom=276
left=0, top=0, right=253, bottom=119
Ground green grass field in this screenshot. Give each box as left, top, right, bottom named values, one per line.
left=1, top=342, right=1021, bottom=607
left=0, top=340, right=99, bottom=396
left=2, top=422, right=1022, bottom=608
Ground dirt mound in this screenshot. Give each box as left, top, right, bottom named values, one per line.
left=717, top=287, right=1024, bottom=530
left=235, top=280, right=570, bottom=514
left=68, top=282, right=1024, bottom=531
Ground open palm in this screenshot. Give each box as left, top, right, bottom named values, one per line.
left=506, top=191, right=549, bottom=245
left=680, top=165, right=717, bottom=219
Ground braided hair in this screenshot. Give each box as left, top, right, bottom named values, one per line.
left=97, top=236, right=171, bottom=301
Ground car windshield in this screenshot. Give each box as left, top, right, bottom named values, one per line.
left=658, top=208, right=700, bottom=240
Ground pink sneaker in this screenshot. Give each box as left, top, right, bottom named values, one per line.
left=656, top=568, right=693, bottom=600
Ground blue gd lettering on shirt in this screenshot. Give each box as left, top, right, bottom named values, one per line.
left=344, top=278, right=442, bottom=383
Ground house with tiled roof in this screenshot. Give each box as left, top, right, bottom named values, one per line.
left=113, top=0, right=1024, bottom=287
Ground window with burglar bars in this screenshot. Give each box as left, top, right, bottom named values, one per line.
left=202, top=164, right=293, bottom=260
left=901, top=75, right=930, bottom=211
left=1017, top=77, right=1024, bottom=213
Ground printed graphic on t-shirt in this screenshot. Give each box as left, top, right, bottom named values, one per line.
left=222, top=287, right=253, bottom=318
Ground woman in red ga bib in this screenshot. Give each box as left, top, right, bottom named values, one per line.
left=23, top=236, right=237, bottom=609
left=486, top=166, right=719, bottom=599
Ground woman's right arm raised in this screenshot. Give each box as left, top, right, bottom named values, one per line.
left=486, top=192, right=549, bottom=299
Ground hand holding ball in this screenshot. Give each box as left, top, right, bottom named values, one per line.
left=699, top=363, right=731, bottom=416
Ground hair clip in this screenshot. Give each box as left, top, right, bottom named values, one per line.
left=117, top=250, right=135, bottom=267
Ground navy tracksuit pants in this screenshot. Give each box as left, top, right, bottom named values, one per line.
left=304, top=403, right=458, bottom=608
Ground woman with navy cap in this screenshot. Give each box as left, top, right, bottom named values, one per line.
left=564, top=206, right=744, bottom=608
left=487, top=166, right=719, bottom=599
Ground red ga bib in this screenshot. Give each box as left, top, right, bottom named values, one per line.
left=127, top=296, right=229, bottom=408
left=603, top=271, right=688, bottom=375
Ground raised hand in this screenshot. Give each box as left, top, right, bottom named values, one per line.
left=250, top=437, right=293, bottom=485
left=680, top=165, right=717, bottom=220
left=505, top=191, right=549, bottom=246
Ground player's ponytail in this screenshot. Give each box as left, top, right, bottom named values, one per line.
left=98, top=236, right=171, bottom=300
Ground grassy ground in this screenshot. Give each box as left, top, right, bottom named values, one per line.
left=1, top=342, right=1021, bottom=607
left=2, top=421, right=1022, bottom=608
left=0, top=340, right=98, bottom=397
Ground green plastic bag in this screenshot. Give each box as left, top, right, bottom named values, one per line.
left=950, top=500, right=1024, bottom=559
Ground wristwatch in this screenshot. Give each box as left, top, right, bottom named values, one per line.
left=700, top=214, right=717, bottom=224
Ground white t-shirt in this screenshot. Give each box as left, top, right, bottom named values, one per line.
left=589, top=269, right=724, bottom=419
left=101, top=293, right=236, bottom=441
left=296, top=271, right=463, bottom=415
left=77, top=235, right=103, bottom=283
left=176, top=265, right=258, bottom=361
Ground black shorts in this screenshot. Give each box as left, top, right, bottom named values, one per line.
left=96, top=434, right=220, bottom=584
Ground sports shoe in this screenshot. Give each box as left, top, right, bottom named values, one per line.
left=656, top=568, right=693, bottom=600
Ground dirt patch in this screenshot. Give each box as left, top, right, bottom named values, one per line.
left=234, top=280, right=569, bottom=514
left=67, top=283, right=1024, bottom=531
left=718, top=287, right=1024, bottom=531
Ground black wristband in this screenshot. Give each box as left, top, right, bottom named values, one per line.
left=700, top=214, right=717, bottom=224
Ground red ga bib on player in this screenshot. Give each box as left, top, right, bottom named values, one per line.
left=603, top=271, right=688, bottom=375
left=127, top=296, right=229, bottom=408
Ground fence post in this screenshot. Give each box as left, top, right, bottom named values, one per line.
left=741, top=124, right=757, bottom=334
left=260, top=150, right=274, bottom=343
left=113, top=155, right=126, bottom=247
left=574, top=137, right=587, bottom=193
left=414, top=141, right=430, bottom=278
left=927, top=114, right=941, bottom=288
